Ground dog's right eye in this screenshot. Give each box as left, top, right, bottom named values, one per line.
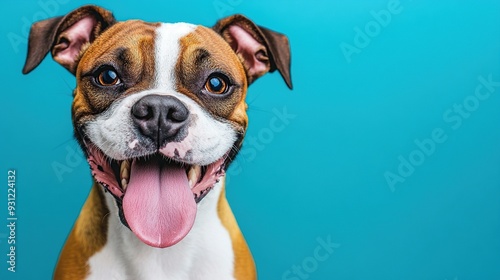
left=204, top=74, right=230, bottom=95
left=96, top=68, right=121, bottom=86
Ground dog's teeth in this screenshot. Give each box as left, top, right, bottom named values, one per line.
left=120, top=160, right=131, bottom=190
left=188, top=165, right=201, bottom=188
left=121, top=178, right=128, bottom=190
left=121, top=167, right=129, bottom=180
left=120, top=160, right=130, bottom=180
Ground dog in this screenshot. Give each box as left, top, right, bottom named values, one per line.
left=22, top=5, right=291, bottom=280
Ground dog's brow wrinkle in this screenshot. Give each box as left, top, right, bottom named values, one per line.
left=116, top=47, right=130, bottom=63
left=194, top=48, right=210, bottom=64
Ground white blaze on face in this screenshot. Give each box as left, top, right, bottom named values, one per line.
left=84, top=22, right=237, bottom=165
left=154, top=23, right=194, bottom=91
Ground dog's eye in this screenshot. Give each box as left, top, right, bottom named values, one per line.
left=205, top=75, right=228, bottom=95
left=97, top=69, right=120, bottom=86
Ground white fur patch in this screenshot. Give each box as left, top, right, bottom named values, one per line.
left=158, top=90, right=237, bottom=165
left=87, top=180, right=235, bottom=280
left=154, top=23, right=195, bottom=90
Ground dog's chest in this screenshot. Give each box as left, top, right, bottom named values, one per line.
left=85, top=182, right=236, bottom=280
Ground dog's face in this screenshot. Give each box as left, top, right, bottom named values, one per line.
left=23, top=5, right=291, bottom=248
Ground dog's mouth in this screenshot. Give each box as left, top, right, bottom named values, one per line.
left=85, top=142, right=226, bottom=248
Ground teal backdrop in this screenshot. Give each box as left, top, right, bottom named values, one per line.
left=1, top=0, right=500, bottom=279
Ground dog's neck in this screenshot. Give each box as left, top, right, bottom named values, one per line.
left=54, top=178, right=255, bottom=280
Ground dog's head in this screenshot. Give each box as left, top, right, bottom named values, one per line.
left=23, top=5, right=291, bottom=248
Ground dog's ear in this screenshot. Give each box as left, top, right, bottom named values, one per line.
left=213, top=15, right=292, bottom=89
left=22, top=5, right=116, bottom=75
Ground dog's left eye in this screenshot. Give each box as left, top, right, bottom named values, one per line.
left=204, top=75, right=228, bottom=95
left=96, top=68, right=120, bottom=86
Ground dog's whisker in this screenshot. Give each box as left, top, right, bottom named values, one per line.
left=101, top=212, right=110, bottom=224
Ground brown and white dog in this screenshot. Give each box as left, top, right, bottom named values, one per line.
left=22, top=5, right=291, bottom=280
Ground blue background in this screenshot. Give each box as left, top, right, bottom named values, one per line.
left=1, top=0, right=500, bottom=279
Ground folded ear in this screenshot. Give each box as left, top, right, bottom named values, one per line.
left=213, top=15, right=292, bottom=89
left=22, top=5, right=116, bottom=75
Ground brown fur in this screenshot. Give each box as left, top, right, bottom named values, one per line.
left=218, top=184, right=257, bottom=280
left=54, top=182, right=109, bottom=280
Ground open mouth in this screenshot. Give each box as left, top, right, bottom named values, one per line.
left=84, top=142, right=226, bottom=248
left=86, top=144, right=226, bottom=202
left=117, top=158, right=223, bottom=202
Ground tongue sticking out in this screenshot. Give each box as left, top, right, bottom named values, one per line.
left=123, top=157, right=197, bottom=248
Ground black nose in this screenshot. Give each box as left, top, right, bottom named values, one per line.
left=131, top=95, right=189, bottom=146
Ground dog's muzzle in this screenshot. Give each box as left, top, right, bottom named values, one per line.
left=83, top=94, right=229, bottom=248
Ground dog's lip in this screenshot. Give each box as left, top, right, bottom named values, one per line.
left=85, top=141, right=227, bottom=203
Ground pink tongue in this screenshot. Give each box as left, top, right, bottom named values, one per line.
left=123, top=158, right=197, bottom=248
